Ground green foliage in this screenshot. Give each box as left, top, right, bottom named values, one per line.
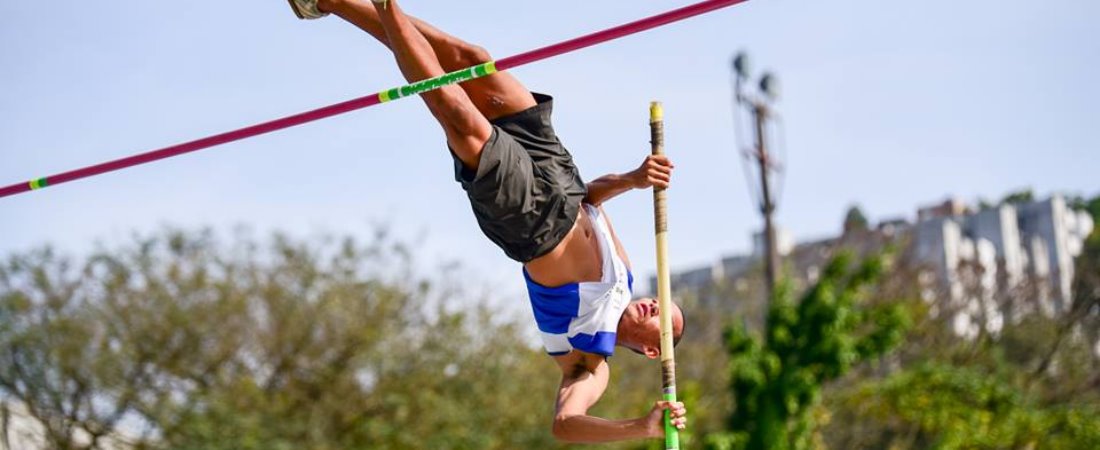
left=819, top=191, right=1100, bottom=449
left=1000, top=189, right=1035, bottom=205
left=833, top=364, right=1100, bottom=450
left=0, top=229, right=564, bottom=450
left=707, top=252, right=909, bottom=450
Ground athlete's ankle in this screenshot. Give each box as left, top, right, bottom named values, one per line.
left=315, top=0, right=343, bottom=13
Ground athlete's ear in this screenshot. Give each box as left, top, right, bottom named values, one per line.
left=643, top=345, right=659, bottom=359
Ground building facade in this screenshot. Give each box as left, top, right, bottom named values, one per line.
left=658, top=195, right=1094, bottom=340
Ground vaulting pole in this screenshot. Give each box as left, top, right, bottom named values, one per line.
left=650, top=101, right=679, bottom=450
left=0, top=0, right=750, bottom=199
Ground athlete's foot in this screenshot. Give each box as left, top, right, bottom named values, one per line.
left=287, top=0, right=329, bottom=19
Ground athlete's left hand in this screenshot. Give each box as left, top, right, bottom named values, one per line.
left=630, top=154, right=674, bottom=189
left=642, top=400, right=688, bottom=438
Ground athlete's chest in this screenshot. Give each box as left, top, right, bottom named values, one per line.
left=571, top=214, right=604, bottom=281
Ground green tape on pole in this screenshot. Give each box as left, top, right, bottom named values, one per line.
left=28, top=178, right=47, bottom=190
left=664, top=388, right=679, bottom=450
left=665, top=414, right=679, bottom=450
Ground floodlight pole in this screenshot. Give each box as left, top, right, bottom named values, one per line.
left=751, top=102, right=780, bottom=300
left=733, top=52, right=782, bottom=302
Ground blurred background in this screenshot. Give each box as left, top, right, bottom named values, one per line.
left=1, top=0, right=1097, bottom=448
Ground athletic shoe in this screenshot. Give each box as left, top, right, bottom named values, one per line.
left=287, top=0, right=328, bottom=20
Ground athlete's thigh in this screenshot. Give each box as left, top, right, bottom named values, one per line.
left=460, top=73, right=538, bottom=121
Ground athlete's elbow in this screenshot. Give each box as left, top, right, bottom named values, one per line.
left=582, top=192, right=605, bottom=207
left=551, top=416, right=579, bottom=442
left=551, top=417, right=569, bottom=442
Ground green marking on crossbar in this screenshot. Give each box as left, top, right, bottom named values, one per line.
left=374, top=61, right=498, bottom=104
left=474, top=61, right=498, bottom=77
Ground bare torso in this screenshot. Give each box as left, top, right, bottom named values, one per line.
left=524, top=205, right=634, bottom=372
left=523, top=205, right=632, bottom=288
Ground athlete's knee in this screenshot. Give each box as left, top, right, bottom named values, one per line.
left=466, top=45, right=493, bottom=64
left=444, top=107, right=491, bottom=141
left=451, top=44, right=492, bottom=67
left=428, top=90, right=490, bottom=137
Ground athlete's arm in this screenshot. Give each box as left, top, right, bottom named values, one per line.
left=583, top=155, right=673, bottom=206
left=551, top=356, right=687, bottom=443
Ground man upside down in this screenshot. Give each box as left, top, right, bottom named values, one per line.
left=287, top=0, right=687, bottom=443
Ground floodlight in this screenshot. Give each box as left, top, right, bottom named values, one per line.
left=732, top=52, right=750, bottom=79
left=759, top=72, right=780, bottom=100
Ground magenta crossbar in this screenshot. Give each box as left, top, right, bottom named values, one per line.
left=0, top=0, right=748, bottom=199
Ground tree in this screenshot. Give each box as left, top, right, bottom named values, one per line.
left=706, top=252, right=909, bottom=450
left=842, top=206, right=869, bottom=235
left=829, top=364, right=1100, bottom=450
left=0, top=229, right=564, bottom=450
left=0, top=246, right=139, bottom=450
left=818, top=193, right=1100, bottom=450
left=1000, top=189, right=1035, bottom=206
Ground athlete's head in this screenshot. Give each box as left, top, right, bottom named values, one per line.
left=616, top=297, right=685, bottom=358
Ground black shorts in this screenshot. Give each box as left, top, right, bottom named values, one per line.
left=451, top=93, right=587, bottom=263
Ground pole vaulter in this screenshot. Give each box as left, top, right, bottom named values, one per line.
left=0, top=0, right=749, bottom=199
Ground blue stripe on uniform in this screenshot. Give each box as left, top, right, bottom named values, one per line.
left=568, top=331, right=619, bottom=356
left=524, top=269, right=580, bottom=334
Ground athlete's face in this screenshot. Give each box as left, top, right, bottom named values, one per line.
left=618, top=297, right=684, bottom=359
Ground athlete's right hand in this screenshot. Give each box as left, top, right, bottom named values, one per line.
left=630, top=154, right=675, bottom=190
left=642, top=400, right=688, bottom=438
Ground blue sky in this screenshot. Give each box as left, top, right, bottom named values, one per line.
left=2, top=0, right=1097, bottom=301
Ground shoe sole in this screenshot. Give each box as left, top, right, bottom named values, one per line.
left=287, top=0, right=307, bottom=19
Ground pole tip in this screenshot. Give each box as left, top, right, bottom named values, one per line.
left=650, top=101, right=663, bottom=123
